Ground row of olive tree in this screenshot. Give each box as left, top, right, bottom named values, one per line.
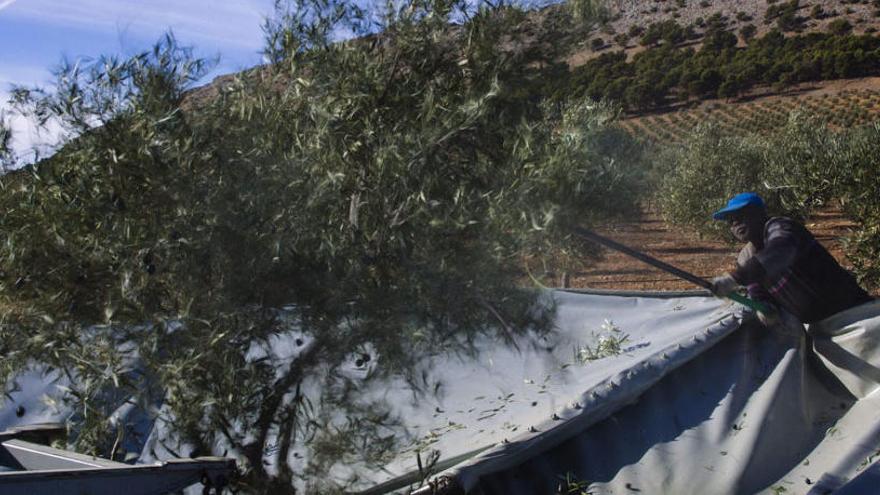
left=0, top=0, right=643, bottom=492
left=655, top=113, right=880, bottom=290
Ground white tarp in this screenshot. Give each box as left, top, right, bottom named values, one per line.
left=426, top=292, right=880, bottom=495
left=3, top=290, right=880, bottom=494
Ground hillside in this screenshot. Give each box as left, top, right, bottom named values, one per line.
left=183, top=0, right=880, bottom=123
left=571, top=0, right=880, bottom=64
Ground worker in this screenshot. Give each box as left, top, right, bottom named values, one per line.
left=710, top=192, right=871, bottom=323
left=711, top=192, right=880, bottom=398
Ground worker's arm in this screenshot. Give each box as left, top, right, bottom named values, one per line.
left=732, top=218, right=802, bottom=286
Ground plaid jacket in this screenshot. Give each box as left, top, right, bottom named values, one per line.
left=732, top=217, right=872, bottom=323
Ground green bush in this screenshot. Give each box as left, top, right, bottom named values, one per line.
left=655, top=114, right=842, bottom=236
left=740, top=23, right=758, bottom=42
left=832, top=123, right=880, bottom=288
left=776, top=10, right=806, bottom=31
left=655, top=115, right=880, bottom=289
left=640, top=20, right=686, bottom=47
left=766, top=0, right=799, bottom=23
left=655, top=124, right=774, bottom=237
left=828, top=19, right=854, bottom=35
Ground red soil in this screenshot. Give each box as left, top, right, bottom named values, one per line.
left=569, top=207, right=865, bottom=293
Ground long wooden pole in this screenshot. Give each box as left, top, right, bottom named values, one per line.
left=572, top=227, right=770, bottom=314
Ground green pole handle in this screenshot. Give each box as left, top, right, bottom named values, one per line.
left=725, top=292, right=771, bottom=314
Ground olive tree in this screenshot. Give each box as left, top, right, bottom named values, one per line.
left=655, top=114, right=880, bottom=290
left=0, top=0, right=643, bottom=492
left=0, top=116, right=13, bottom=172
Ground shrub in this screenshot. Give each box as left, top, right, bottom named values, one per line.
left=833, top=123, right=880, bottom=289
left=640, top=20, right=686, bottom=46
left=706, top=12, right=729, bottom=30
left=654, top=124, right=771, bottom=236
left=740, top=23, right=758, bottom=42
left=655, top=114, right=843, bottom=236
left=655, top=114, right=880, bottom=289
left=828, top=19, right=854, bottom=35
left=765, top=0, right=805, bottom=31
left=776, top=10, right=805, bottom=31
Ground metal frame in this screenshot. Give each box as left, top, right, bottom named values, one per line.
left=0, top=424, right=235, bottom=495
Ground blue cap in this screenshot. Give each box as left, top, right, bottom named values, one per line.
left=712, top=192, right=765, bottom=220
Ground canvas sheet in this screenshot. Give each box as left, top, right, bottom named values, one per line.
left=355, top=290, right=740, bottom=493
left=447, top=295, right=880, bottom=495
left=3, top=290, right=880, bottom=495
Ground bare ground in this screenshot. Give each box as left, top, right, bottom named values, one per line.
left=569, top=206, right=864, bottom=292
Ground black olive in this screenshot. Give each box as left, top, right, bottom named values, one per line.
left=355, top=359, right=364, bottom=367
left=146, top=263, right=156, bottom=275
left=14, top=277, right=25, bottom=290
left=15, top=405, right=25, bottom=417
left=361, top=353, right=371, bottom=363
left=295, top=338, right=304, bottom=346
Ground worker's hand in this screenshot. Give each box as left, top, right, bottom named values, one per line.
left=756, top=307, right=780, bottom=328
left=710, top=273, right=740, bottom=297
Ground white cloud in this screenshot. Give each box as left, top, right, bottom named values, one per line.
left=1, top=91, right=66, bottom=166
left=0, top=1, right=282, bottom=164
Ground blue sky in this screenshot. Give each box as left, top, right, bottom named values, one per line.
left=1, top=0, right=277, bottom=159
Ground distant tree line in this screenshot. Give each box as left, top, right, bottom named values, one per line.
left=556, top=27, right=880, bottom=112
